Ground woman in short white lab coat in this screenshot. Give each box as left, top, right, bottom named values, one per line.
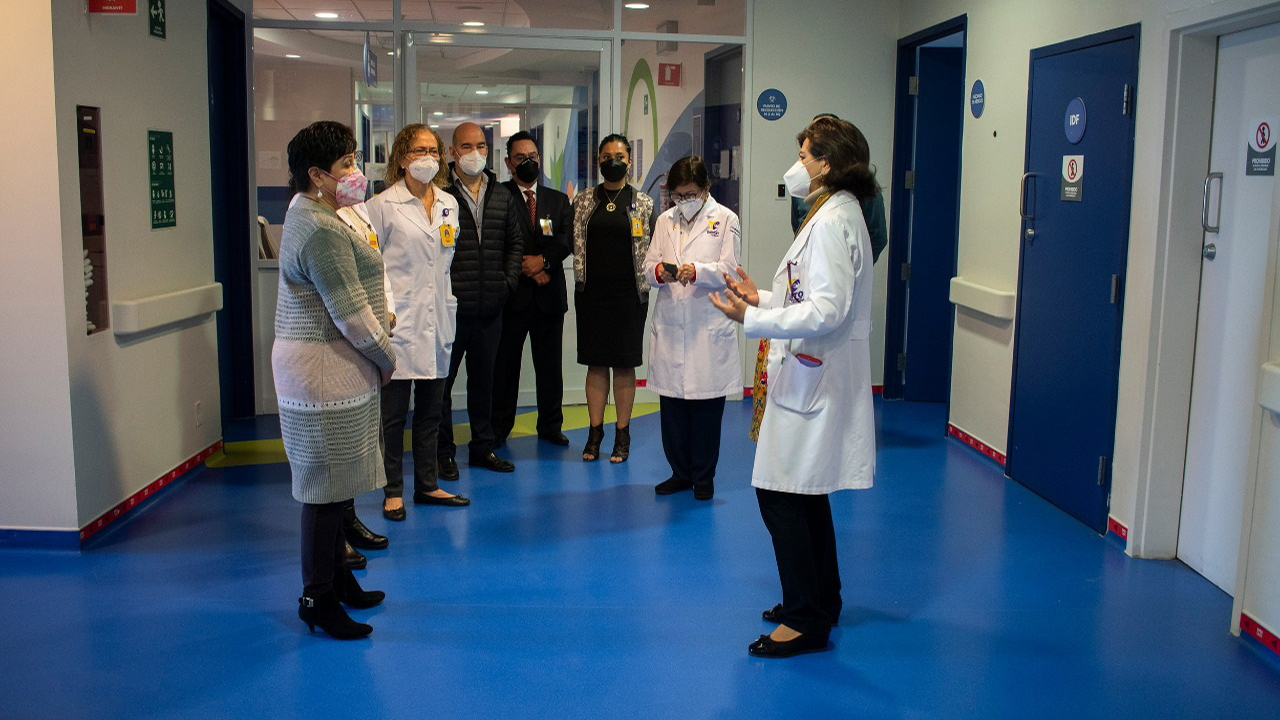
left=366, top=124, right=470, bottom=520
left=642, top=156, right=742, bottom=501
left=711, top=116, right=878, bottom=658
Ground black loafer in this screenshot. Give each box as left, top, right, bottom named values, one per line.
left=382, top=503, right=406, bottom=522
left=693, top=482, right=714, bottom=501
left=655, top=478, right=693, bottom=495
left=343, top=541, right=367, bottom=570
left=470, top=452, right=515, bottom=473
left=343, top=512, right=389, bottom=550
left=539, top=431, right=570, bottom=446
left=438, top=456, right=460, bottom=481
left=413, top=492, right=471, bottom=507
left=748, top=633, right=830, bottom=658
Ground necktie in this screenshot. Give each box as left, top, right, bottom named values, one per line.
left=525, top=189, right=537, bottom=230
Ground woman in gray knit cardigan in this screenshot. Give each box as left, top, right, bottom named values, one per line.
left=273, top=121, right=396, bottom=640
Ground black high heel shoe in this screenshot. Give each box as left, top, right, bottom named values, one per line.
left=610, top=425, right=630, bottom=463
left=344, top=540, right=367, bottom=570
left=583, top=425, right=605, bottom=461
left=334, top=567, right=385, bottom=609
left=298, top=590, right=372, bottom=639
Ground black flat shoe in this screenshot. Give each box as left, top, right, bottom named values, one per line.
left=655, top=477, right=693, bottom=495
left=539, top=431, right=570, bottom=446
left=438, top=456, right=460, bottom=481
left=298, top=590, right=372, bottom=640
left=382, top=503, right=406, bottom=522
left=413, top=492, right=471, bottom=507
left=762, top=604, right=783, bottom=623
left=693, top=482, right=714, bottom=501
left=583, top=425, right=605, bottom=461
left=343, top=507, right=388, bottom=550
left=748, top=633, right=830, bottom=658
left=470, top=452, right=515, bottom=472
left=343, top=540, right=367, bottom=570
left=333, top=567, right=385, bottom=609
left=610, top=425, right=631, bottom=463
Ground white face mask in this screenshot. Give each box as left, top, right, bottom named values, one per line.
left=407, top=157, right=439, bottom=183
left=676, top=197, right=704, bottom=221
left=456, top=150, right=487, bottom=176
left=784, top=157, right=823, bottom=198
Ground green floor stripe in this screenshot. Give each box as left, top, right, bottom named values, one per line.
left=207, top=404, right=660, bottom=468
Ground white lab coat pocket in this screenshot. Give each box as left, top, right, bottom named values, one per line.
left=771, top=353, right=826, bottom=415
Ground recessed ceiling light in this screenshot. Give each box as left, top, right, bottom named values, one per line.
left=386, top=51, right=394, bottom=56
left=314, top=12, right=339, bottom=19
left=624, top=3, right=650, bottom=9
left=433, top=111, right=444, bottom=116
left=475, top=90, right=490, bottom=95
left=429, top=124, right=440, bottom=128
left=463, top=21, right=485, bottom=27
left=285, top=54, right=301, bottom=58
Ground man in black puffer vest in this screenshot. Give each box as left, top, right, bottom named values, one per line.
left=437, top=122, right=523, bottom=478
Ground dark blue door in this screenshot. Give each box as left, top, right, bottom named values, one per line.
left=903, top=47, right=964, bottom=402
left=1007, top=27, right=1139, bottom=533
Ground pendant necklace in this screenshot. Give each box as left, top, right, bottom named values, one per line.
left=604, top=185, right=625, bottom=213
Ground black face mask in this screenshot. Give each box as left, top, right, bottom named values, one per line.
left=600, top=158, right=629, bottom=183
left=515, top=158, right=541, bottom=184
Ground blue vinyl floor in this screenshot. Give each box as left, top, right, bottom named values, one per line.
left=2, top=399, right=1278, bottom=719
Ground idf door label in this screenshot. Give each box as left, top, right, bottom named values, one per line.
left=1247, top=119, right=1275, bottom=176
left=148, top=130, right=176, bottom=229
left=1061, top=155, right=1084, bottom=202
left=1064, top=97, right=1087, bottom=144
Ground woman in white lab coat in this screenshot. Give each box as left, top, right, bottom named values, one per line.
left=711, top=116, right=878, bottom=658
left=366, top=124, right=470, bottom=520
left=643, top=156, right=742, bottom=501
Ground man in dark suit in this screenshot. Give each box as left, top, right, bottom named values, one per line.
left=491, top=131, right=574, bottom=447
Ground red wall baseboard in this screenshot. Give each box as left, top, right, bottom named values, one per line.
left=1240, top=613, right=1280, bottom=658
left=78, top=440, right=223, bottom=542
left=946, top=424, right=1007, bottom=467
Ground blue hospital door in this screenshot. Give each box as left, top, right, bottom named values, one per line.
left=1006, top=28, right=1139, bottom=533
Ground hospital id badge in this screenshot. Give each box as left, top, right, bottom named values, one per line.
left=539, top=218, right=553, bottom=236
left=366, top=231, right=379, bottom=250
left=631, top=217, right=644, bottom=238
left=441, top=224, right=456, bottom=247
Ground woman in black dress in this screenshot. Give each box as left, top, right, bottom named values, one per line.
left=570, top=134, right=654, bottom=463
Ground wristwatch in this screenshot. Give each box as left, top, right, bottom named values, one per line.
left=541, top=255, right=549, bottom=272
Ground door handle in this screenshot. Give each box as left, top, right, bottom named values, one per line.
left=1020, top=172, right=1038, bottom=241
left=1201, top=172, right=1223, bottom=233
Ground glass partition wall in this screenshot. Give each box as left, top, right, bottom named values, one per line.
left=249, top=0, right=749, bottom=413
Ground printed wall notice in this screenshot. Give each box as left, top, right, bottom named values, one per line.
left=1248, top=119, right=1275, bottom=176
left=1061, top=155, right=1084, bottom=202
left=149, top=130, right=176, bottom=229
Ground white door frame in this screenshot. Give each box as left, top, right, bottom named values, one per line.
left=1133, top=0, right=1280, bottom=613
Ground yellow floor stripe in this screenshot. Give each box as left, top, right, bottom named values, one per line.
left=207, top=404, right=660, bottom=468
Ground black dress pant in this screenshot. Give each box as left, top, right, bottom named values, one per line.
left=439, top=311, right=504, bottom=462
left=756, top=488, right=842, bottom=639
left=301, top=501, right=347, bottom=596
left=659, top=395, right=726, bottom=488
left=492, top=304, right=565, bottom=443
left=381, top=378, right=446, bottom=498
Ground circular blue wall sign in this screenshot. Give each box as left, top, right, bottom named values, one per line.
left=757, top=89, right=787, bottom=122
left=970, top=80, right=985, bottom=118
left=1064, top=97, right=1087, bottom=144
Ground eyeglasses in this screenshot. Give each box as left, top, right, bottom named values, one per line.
left=670, top=191, right=702, bottom=202
left=407, top=146, right=441, bottom=159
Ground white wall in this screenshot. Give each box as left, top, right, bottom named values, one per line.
left=51, top=0, right=229, bottom=528
left=748, top=0, right=899, bottom=386
left=897, top=0, right=1280, bottom=552
left=0, top=2, right=79, bottom=531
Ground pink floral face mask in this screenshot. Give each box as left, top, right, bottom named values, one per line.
left=321, top=168, right=369, bottom=208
